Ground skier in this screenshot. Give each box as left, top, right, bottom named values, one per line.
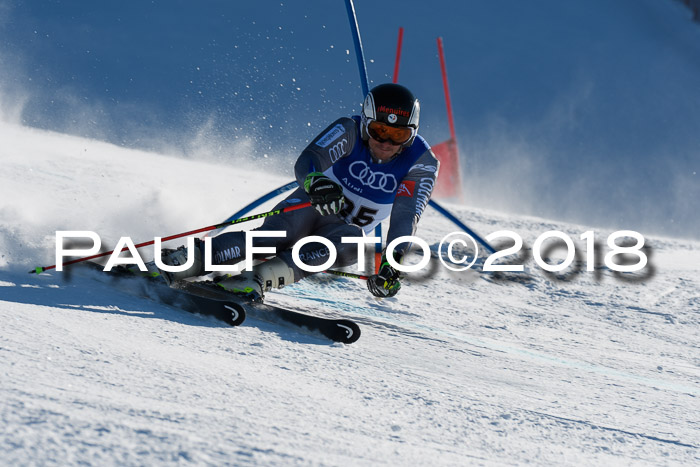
left=160, top=83, right=439, bottom=299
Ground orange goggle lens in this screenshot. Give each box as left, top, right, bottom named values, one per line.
left=367, top=121, right=414, bottom=145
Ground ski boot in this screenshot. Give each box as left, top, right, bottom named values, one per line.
left=216, top=257, right=295, bottom=301
left=159, top=239, right=204, bottom=285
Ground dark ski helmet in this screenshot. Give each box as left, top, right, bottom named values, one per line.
left=361, top=83, right=420, bottom=148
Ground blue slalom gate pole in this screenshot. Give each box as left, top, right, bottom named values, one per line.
left=428, top=200, right=496, bottom=254
left=344, top=0, right=370, bottom=96
left=206, top=181, right=299, bottom=237
left=220, top=181, right=496, bottom=257
left=221, top=181, right=298, bottom=223
left=344, top=0, right=384, bottom=270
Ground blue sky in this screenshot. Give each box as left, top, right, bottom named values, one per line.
left=1, top=0, right=699, bottom=239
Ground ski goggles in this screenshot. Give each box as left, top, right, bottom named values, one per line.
left=367, top=120, right=415, bottom=145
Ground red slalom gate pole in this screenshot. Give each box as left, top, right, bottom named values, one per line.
left=31, top=202, right=312, bottom=274
left=393, top=27, right=404, bottom=83
left=437, top=37, right=456, bottom=142
left=435, top=36, right=464, bottom=200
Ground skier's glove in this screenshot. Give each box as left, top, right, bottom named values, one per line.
left=367, top=253, right=402, bottom=298
left=304, top=172, right=345, bottom=216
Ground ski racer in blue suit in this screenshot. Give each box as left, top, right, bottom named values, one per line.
left=160, top=83, right=439, bottom=299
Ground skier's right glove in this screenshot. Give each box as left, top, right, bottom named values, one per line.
left=367, top=254, right=402, bottom=298
left=304, top=172, right=345, bottom=216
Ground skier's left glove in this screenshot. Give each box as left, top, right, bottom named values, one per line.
left=304, top=172, right=345, bottom=216
left=367, top=253, right=402, bottom=298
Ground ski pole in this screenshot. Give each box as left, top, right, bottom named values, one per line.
left=204, top=181, right=299, bottom=238
left=324, top=269, right=369, bottom=281
left=30, top=201, right=312, bottom=274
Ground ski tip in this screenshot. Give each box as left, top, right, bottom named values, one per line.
left=29, top=267, right=43, bottom=275
left=335, top=320, right=361, bottom=344
left=222, top=302, right=247, bottom=326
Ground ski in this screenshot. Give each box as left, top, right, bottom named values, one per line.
left=80, top=262, right=246, bottom=326
left=172, top=280, right=361, bottom=344
left=79, top=262, right=360, bottom=344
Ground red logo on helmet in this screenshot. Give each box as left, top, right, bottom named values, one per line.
left=377, top=106, right=410, bottom=118
left=396, top=180, right=415, bottom=197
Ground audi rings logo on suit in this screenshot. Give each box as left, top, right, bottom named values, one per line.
left=328, top=139, right=348, bottom=163
left=348, top=161, right=398, bottom=193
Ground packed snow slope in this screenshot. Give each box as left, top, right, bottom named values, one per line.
left=1, top=122, right=699, bottom=465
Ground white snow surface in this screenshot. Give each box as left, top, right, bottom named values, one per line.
left=1, top=122, right=699, bottom=465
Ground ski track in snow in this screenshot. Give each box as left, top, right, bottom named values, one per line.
left=1, top=122, right=699, bottom=465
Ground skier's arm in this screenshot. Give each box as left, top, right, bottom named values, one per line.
left=294, top=117, right=358, bottom=216
left=385, top=149, right=440, bottom=259
left=367, top=150, right=439, bottom=298
left=294, top=117, right=358, bottom=186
